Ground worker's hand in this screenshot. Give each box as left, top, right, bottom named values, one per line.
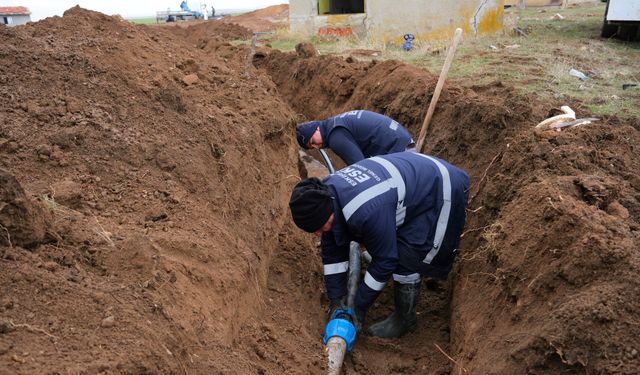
left=328, top=297, right=347, bottom=320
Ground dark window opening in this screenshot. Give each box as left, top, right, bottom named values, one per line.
left=2, top=17, right=9, bottom=25
left=318, top=0, right=365, bottom=15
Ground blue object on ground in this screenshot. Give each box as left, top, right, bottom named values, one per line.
left=323, top=308, right=357, bottom=351
left=402, top=34, right=415, bottom=51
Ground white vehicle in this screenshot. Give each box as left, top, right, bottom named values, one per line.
left=601, top=0, right=640, bottom=40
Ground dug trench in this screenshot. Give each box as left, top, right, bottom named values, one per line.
left=0, top=7, right=639, bottom=375
left=254, top=45, right=640, bottom=374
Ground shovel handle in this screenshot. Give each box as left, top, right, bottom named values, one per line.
left=416, top=28, right=463, bottom=153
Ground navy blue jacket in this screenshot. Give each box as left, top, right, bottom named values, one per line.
left=320, top=152, right=469, bottom=311
left=318, top=110, right=414, bottom=165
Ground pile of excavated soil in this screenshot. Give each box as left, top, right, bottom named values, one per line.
left=0, top=7, right=324, bottom=374
left=1, top=5, right=639, bottom=375
left=221, top=4, right=289, bottom=32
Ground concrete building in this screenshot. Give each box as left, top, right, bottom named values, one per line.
left=504, top=0, right=595, bottom=6
left=290, top=0, right=504, bottom=45
left=0, top=6, right=31, bottom=26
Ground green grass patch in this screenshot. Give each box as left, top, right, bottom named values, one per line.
left=127, top=17, right=157, bottom=24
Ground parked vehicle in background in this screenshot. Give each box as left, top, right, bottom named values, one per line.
left=601, top=0, right=640, bottom=41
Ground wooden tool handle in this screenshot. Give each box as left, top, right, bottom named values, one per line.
left=416, top=28, right=463, bottom=153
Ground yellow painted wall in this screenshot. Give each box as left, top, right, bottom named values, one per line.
left=290, top=0, right=504, bottom=44
left=504, top=0, right=562, bottom=6
left=318, top=0, right=330, bottom=14
left=366, top=0, right=504, bottom=44
left=504, top=0, right=594, bottom=6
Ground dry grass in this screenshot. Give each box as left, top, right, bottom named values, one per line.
left=261, top=2, right=639, bottom=119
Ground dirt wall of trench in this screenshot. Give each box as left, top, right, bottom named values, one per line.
left=256, top=45, right=640, bottom=374
left=0, top=8, right=327, bottom=374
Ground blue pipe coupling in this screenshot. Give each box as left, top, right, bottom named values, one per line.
left=323, top=308, right=357, bottom=351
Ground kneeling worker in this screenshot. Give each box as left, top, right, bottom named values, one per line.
left=296, top=110, right=415, bottom=166
left=289, top=152, right=469, bottom=338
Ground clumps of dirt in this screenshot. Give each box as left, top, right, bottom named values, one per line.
left=163, top=20, right=253, bottom=43
left=2, top=4, right=638, bottom=374
left=222, top=4, right=289, bottom=32
left=295, top=42, right=318, bottom=58
left=0, top=6, right=325, bottom=375
left=0, top=169, right=49, bottom=249
left=450, top=118, right=640, bottom=373
left=255, top=49, right=533, bottom=174
left=256, top=44, right=640, bottom=374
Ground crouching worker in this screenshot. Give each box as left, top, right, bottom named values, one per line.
left=289, top=152, right=469, bottom=338
left=296, top=110, right=415, bottom=166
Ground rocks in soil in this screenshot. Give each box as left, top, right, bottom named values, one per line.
left=182, top=74, right=199, bottom=86
left=0, top=139, right=19, bottom=153
left=51, top=179, right=84, bottom=209
left=606, top=200, right=630, bottom=219
left=0, top=320, right=15, bottom=334
left=0, top=169, right=49, bottom=248
left=100, top=315, right=115, bottom=328
left=295, top=43, right=317, bottom=58
left=42, top=261, right=59, bottom=272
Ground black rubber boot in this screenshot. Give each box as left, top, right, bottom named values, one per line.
left=367, top=280, right=421, bottom=338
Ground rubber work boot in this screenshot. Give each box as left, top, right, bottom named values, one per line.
left=367, top=280, right=421, bottom=338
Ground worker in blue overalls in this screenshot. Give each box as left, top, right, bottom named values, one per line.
left=180, top=1, right=201, bottom=18
left=289, top=151, right=469, bottom=338
left=296, top=110, right=415, bottom=166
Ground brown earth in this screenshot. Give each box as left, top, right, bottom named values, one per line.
left=255, top=46, right=640, bottom=374
left=221, top=4, right=289, bottom=32
left=1, top=5, right=639, bottom=375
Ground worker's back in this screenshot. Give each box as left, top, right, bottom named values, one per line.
left=323, top=110, right=414, bottom=162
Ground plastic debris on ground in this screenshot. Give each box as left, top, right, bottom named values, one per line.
left=513, top=27, right=529, bottom=38
left=535, top=105, right=599, bottom=132
left=569, top=68, right=589, bottom=81
left=550, top=118, right=600, bottom=131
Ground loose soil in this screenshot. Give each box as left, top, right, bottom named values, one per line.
left=1, top=5, right=639, bottom=375
left=221, top=4, right=289, bottom=32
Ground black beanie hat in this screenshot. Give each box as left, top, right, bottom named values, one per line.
left=296, top=121, right=321, bottom=149
left=289, top=177, right=334, bottom=233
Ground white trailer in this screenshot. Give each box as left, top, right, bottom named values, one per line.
left=601, top=0, right=640, bottom=40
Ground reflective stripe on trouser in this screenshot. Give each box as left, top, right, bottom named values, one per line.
left=393, top=273, right=421, bottom=285
left=364, top=271, right=386, bottom=291
left=394, top=187, right=467, bottom=281
left=324, top=261, right=349, bottom=275
left=415, top=154, right=452, bottom=264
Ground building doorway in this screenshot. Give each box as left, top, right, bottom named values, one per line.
left=318, top=0, right=364, bottom=15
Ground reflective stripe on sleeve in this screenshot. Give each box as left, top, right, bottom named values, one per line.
left=341, top=157, right=407, bottom=225
left=342, top=183, right=390, bottom=222
left=416, top=154, right=452, bottom=264
left=364, top=271, right=386, bottom=291
left=324, top=261, right=349, bottom=275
